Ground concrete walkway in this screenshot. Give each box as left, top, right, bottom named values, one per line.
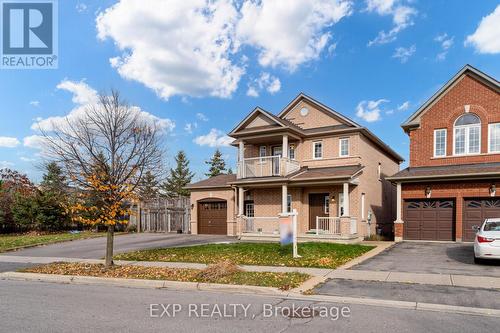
left=327, top=269, right=500, bottom=290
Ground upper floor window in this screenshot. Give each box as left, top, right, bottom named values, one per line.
left=339, top=138, right=349, bottom=157
left=259, top=146, right=267, bottom=157
left=434, top=129, right=447, bottom=157
left=289, top=144, right=296, bottom=160
left=313, top=141, right=323, bottom=159
left=453, top=114, right=480, bottom=155
left=489, top=123, right=500, bottom=153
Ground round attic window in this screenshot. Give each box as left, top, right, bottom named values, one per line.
left=300, top=107, right=309, bottom=117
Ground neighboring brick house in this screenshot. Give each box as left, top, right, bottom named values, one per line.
left=187, top=93, right=403, bottom=241
left=388, top=65, right=500, bottom=242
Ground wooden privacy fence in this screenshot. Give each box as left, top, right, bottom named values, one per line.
left=130, top=197, right=191, bottom=233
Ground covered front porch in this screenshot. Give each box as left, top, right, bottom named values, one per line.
left=232, top=176, right=362, bottom=243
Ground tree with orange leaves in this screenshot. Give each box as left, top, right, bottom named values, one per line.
left=40, top=91, right=164, bottom=267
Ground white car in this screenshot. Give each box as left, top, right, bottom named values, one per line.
left=473, top=218, right=500, bottom=263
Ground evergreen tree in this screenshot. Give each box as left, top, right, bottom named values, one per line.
left=138, top=171, right=160, bottom=201
left=40, top=162, right=67, bottom=195
left=205, top=149, right=227, bottom=178
left=163, top=151, right=194, bottom=197
left=227, top=167, right=233, bottom=175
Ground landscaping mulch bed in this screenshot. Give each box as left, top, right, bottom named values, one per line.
left=21, top=262, right=310, bottom=290
left=114, top=242, right=374, bottom=269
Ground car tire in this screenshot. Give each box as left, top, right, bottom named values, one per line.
left=474, top=256, right=481, bottom=264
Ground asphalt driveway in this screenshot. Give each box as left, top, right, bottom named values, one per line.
left=0, top=233, right=236, bottom=259
left=352, top=242, right=500, bottom=277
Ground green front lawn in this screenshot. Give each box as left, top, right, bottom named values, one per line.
left=22, top=262, right=309, bottom=290
left=0, top=231, right=106, bottom=253
left=114, top=242, right=374, bottom=269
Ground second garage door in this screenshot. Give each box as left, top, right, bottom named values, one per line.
left=463, top=198, right=500, bottom=242
left=198, top=200, right=227, bottom=235
left=404, top=199, right=455, bottom=241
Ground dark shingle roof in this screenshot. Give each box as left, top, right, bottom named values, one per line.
left=185, top=174, right=236, bottom=189
left=290, top=165, right=364, bottom=181
left=388, top=162, right=500, bottom=181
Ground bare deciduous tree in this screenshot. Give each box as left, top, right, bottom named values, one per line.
left=40, top=91, right=164, bottom=266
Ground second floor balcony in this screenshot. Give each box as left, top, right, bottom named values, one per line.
left=237, top=155, right=300, bottom=179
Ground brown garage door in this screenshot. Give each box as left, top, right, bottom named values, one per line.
left=404, top=199, right=455, bottom=241
left=198, top=200, right=227, bottom=235
left=463, top=198, right=500, bottom=242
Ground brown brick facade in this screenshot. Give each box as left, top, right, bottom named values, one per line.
left=409, top=75, right=500, bottom=167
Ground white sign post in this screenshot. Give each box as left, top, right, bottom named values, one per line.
left=291, top=209, right=301, bottom=258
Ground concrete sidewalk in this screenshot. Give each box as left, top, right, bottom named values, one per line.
left=327, top=269, right=500, bottom=290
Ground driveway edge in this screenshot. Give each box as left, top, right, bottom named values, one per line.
left=2, top=271, right=500, bottom=317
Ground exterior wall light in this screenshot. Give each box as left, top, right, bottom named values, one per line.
left=490, top=184, right=496, bottom=197
left=425, top=186, right=432, bottom=198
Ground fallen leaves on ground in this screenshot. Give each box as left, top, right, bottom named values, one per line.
left=21, top=262, right=309, bottom=290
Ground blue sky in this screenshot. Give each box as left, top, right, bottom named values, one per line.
left=0, top=0, right=499, bottom=182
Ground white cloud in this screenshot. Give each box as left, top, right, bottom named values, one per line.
left=366, top=0, right=417, bottom=46
left=96, top=0, right=243, bottom=100
left=246, top=72, right=281, bottom=97
left=465, top=5, right=500, bottom=54
left=96, top=0, right=351, bottom=99
left=29, top=101, right=40, bottom=107
left=434, top=33, right=454, bottom=61
left=20, top=156, right=36, bottom=162
left=76, top=2, right=88, bottom=13
left=184, top=122, right=197, bottom=134
left=392, top=44, right=415, bottom=63
left=0, top=137, right=20, bottom=148
left=196, top=113, right=209, bottom=122
left=194, top=129, right=233, bottom=147
left=32, top=80, right=175, bottom=135
left=237, top=0, right=352, bottom=71
left=0, top=161, right=14, bottom=169
left=397, top=101, right=410, bottom=111
left=23, top=135, right=47, bottom=150
left=356, top=99, right=389, bottom=122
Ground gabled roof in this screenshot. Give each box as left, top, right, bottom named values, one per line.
left=402, top=64, right=500, bottom=131
left=387, top=162, right=500, bottom=182
left=278, top=92, right=361, bottom=128
left=228, top=107, right=286, bottom=136
left=185, top=174, right=236, bottom=189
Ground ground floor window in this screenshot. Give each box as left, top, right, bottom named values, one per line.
left=287, top=194, right=292, bottom=213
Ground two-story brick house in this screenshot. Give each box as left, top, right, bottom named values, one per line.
left=388, top=65, right=500, bottom=242
left=187, top=94, right=403, bottom=241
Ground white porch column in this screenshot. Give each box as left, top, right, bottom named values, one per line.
left=282, top=134, right=288, bottom=158
left=238, top=141, right=245, bottom=162
left=238, top=187, right=244, bottom=216
left=343, top=182, right=350, bottom=216
left=282, top=184, right=288, bottom=214
left=395, top=183, right=402, bottom=222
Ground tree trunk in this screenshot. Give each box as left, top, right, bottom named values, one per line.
left=105, top=225, right=114, bottom=267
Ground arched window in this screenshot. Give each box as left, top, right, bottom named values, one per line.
left=454, top=113, right=481, bottom=155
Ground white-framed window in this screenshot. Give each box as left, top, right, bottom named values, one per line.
left=338, top=193, right=344, bottom=216
left=313, top=141, right=323, bottom=159
left=489, top=123, right=500, bottom=153
left=433, top=129, right=447, bottom=157
left=453, top=114, right=481, bottom=155
left=377, top=162, right=382, bottom=181
left=287, top=194, right=292, bottom=213
left=339, top=138, right=349, bottom=157
left=324, top=195, right=329, bottom=214
left=288, top=144, right=296, bottom=160
left=259, top=146, right=267, bottom=157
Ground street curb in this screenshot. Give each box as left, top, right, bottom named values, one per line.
left=2, top=271, right=500, bottom=317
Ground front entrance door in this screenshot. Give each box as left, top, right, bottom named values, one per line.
left=309, top=193, right=329, bottom=230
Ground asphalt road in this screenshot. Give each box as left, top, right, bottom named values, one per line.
left=315, top=279, right=500, bottom=309
left=1, top=280, right=499, bottom=333
left=2, top=233, right=236, bottom=259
